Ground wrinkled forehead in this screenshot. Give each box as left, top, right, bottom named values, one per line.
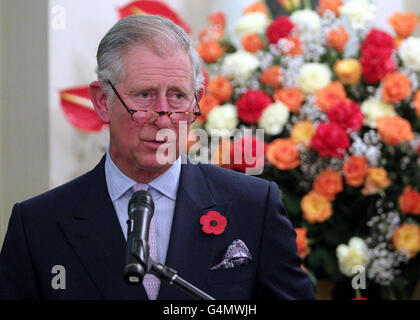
left=120, top=43, right=194, bottom=85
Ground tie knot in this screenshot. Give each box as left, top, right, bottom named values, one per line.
left=132, top=183, right=149, bottom=192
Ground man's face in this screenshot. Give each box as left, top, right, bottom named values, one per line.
left=107, top=45, right=194, bottom=178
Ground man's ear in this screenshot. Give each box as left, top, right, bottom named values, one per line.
left=89, top=81, right=111, bottom=123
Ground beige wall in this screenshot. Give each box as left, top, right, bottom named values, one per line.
left=0, top=0, right=49, bottom=244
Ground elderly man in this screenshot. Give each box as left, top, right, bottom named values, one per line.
left=0, top=15, right=314, bottom=300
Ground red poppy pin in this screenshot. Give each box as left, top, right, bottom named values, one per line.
left=200, top=211, right=227, bottom=235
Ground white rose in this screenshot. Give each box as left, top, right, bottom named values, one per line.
left=258, top=102, right=290, bottom=135
left=399, top=37, right=420, bottom=71
left=298, top=63, right=332, bottom=95
left=336, top=237, right=370, bottom=277
left=290, top=9, right=322, bottom=34
left=234, top=12, right=270, bottom=39
left=205, top=104, right=238, bottom=137
left=339, top=0, right=376, bottom=30
left=361, top=98, right=397, bottom=128
left=221, top=51, right=260, bottom=82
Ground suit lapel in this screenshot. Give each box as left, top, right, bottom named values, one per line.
left=58, top=156, right=148, bottom=300
left=158, top=159, right=232, bottom=300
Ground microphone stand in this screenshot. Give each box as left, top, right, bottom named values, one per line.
left=130, top=251, right=215, bottom=300
left=148, top=259, right=215, bottom=301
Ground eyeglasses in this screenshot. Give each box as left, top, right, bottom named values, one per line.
left=106, top=80, right=201, bottom=124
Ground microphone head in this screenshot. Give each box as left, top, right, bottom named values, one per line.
left=128, top=190, right=154, bottom=216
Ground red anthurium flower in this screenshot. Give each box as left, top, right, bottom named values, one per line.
left=200, top=211, right=227, bottom=235
left=118, top=0, right=191, bottom=34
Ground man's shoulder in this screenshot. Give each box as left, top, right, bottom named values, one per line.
left=19, top=161, right=103, bottom=214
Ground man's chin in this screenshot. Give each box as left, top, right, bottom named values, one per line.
left=135, top=155, right=177, bottom=172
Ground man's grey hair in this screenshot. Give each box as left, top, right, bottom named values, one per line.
left=96, top=15, right=204, bottom=97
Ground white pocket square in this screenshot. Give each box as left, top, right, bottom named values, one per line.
left=210, top=239, right=252, bottom=270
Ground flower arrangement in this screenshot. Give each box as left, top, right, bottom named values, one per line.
left=194, top=0, right=420, bottom=299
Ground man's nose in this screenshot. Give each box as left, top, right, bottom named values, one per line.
left=154, top=112, right=172, bottom=128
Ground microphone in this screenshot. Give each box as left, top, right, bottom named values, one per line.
left=124, top=190, right=154, bottom=284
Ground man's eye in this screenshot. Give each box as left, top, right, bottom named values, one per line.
left=140, top=92, right=150, bottom=99
left=174, top=93, right=187, bottom=100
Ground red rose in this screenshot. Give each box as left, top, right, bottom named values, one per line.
left=231, top=135, right=266, bottom=173
left=360, top=29, right=395, bottom=84
left=360, top=47, right=396, bottom=84
left=266, top=16, right=295, bottom=44
left=200, top=211, right=227, bottom=235
left=352, top=297, right=368, bottom=300
left=327, top=101, right=364, bottom=133
left=311, top=122, right=350, bottom=158
left=236, top=90, right=272, bottom=124
left=362, top=28, right=395, bottom=52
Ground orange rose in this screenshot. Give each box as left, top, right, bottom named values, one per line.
left=412, top=90, right=420, bottom=118
left=243, top=2, right=269, bottom=15
left=382, top=72, right=412, bottom=104
left=361, top=167, right=391, bottom=195
left=313, top=169, right=343, bottom=201
left=315, top=81, right=348, bottom=112
left=399, top=186, right=420, bottom=215
left=273, top=87, right=304, bottom=113
left=327, top=26, right=349, bottom=52
left=211, top=138, right=234, bottom=169
left=291, top=120, right=316, bottom=147
left=207, top=76, right=233, bottom=103
left=301, top=191, right=333, bottom=224
left=242, top=33, right=264, bottom=53
left=196, top=40, right=225, bottom=63
left=392, top=224, right=420, bottom=258
left=197, top=93, right=220, bottom=122
left=334, top=59, right=362, bottom=85
left=295, top=228, right=311, bottom=259
left=317, top=0, right=343, bottom=16
left=389, top=12, right=419, bottom=39
left=266, top=138, right=300, bottom=170
left=343, top=156, right=368, bottom=187
left=260, top=66, right=283, bottom=89
left=376, top=116, right=414, bottom=146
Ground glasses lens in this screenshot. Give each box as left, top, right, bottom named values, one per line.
left=131, top=111, right=158, bottom=123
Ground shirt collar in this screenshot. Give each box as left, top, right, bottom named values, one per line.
left=105, top=149, right=181, bottom=202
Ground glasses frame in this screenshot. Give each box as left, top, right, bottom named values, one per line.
left=106, top=80, right=201, bottom=124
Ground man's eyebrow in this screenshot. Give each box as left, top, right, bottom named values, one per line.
left=127, top=86, right=157, bottom=95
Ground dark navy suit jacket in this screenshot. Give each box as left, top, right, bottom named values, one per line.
left=0, top=156, right=314, bottom=300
